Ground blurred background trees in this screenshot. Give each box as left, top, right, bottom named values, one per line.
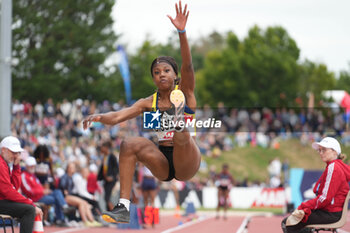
left=13, top=0, right=118, bottom=102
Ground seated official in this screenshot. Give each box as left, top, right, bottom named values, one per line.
left=0, top=136, right=43, bottom=233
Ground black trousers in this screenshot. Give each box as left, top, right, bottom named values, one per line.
left=104, top=181, right=116, bottom=209
left=281, top=209, right=342, bottom=233
left=0, top=200, right=36, bottom=233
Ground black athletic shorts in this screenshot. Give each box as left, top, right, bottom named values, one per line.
left=219, top=185, right=229, bottom=191
left=159, top=146, right=176, bottom=181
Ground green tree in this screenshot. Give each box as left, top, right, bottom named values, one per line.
left=335, top=66, right=350, bottom=93
left=12, top=0, right=117, bottom=103
left=128, top=40, right=160, bottom=100
left=191, top=31, right=226, bottom=71
left=240, top=25, right=300, bottom=107
left=198, top=26, right=301, bottom=107
left=298, top=60, right=336, bottom=105
left=197, top=31, right=244, bottom=107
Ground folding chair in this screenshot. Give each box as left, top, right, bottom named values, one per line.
left=306, top=190, right=350, bottom=233
left=0, top=215, right=14, bottom=233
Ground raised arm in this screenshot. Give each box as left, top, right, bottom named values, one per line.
left=83, top=98, right=148, bottom=130
left=167, top=1, right=195, bottom=106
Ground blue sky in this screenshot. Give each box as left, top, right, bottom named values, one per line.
left=112, top=0, right=350, bottom=74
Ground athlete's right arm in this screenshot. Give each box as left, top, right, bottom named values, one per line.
left=83, top=98, right=149, bottom=130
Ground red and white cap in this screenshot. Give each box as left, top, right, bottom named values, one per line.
left=312, top=137, right=341, bottom=155
left=0, top=136, right=24, bottom=153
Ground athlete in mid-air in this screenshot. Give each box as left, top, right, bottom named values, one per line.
left=83, top=0, right=201, bottom=223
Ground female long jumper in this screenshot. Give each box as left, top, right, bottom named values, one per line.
left=83, top=1, right=201, bottom=223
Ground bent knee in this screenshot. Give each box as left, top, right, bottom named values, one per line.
left=120, top=140, right=129, bottom=151
left=25, top=204, right=36, bottom=217
left=79, top=200, right=89, bottom=206
left=120, top=138, right=143, bottom=154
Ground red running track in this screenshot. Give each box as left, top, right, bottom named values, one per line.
left=248, top=212, right=350, bottom=233
left=6, top=211, right=350, bottom=233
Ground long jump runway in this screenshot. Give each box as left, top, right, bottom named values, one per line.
left=7, top=211, right=350, bottom=233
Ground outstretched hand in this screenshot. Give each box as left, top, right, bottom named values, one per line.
left=167, top=0, right=189, bottom=31
left=82, top=114, right=102, bottom=130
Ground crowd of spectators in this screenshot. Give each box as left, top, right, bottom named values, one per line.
left=6, top=98, right=350, bottom=226
left=12, top=99, right=350, bottom=157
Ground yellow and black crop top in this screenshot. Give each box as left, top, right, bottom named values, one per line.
left=151, top=86, right=196, bottom=141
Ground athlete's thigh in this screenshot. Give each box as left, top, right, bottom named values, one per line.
left=172, top=136, right=201, bottom=179
left=127, top=137, right=169, bottom=181
left=172, top=135, right=200, bottom=159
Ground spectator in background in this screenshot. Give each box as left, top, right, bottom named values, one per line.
left=282, top=137, right=350, bottom=232
left=215, top=164, right=234, bottom=220
left=33, top=144, right=54, bottom=189
left=34, top=100, right=44, bottom=119
left=87, top=164, right=102, bottom=196
left=72, top=166, right=102, bottom=217
left=44, top=98, right=55, bottom=117
left=60, top=99, right=72, bottom=120
left=70, top=99, right=84, bottom=123
left=170, top=180, right=183, bottom=215
left=0, top=136, right=43, bottom=233
left=282, top=158, right=290, bottom=186
left=269, top=174, right=281, bottom=188
left=208, top=165, right=217, bottom=186
left=12, top=99, right=24, bottom=115
left=98, top=140, right=119, bottom=211
left=140, top=164, right=158, bottom=208
left=268, top=157, right=282, bottom=188
left=268, top=157, right=282, bottom=179
left=59, top=163, right=101, bottom=227
left=21, top=157, right=72, bottom=226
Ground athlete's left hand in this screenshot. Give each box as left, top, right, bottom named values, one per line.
left=167, top=0, right=189, bottom=31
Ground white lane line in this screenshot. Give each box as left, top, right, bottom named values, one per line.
left=161, top=216, right=213, bottom=233
left=48, top=227, right=87, bottom=233
left=236, top=216, right=251, bottom=233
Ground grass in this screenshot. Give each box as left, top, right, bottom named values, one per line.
left=199, top=138, right=350, bottom=184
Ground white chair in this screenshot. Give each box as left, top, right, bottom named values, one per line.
left=306, top=191, right=350, bottom=233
